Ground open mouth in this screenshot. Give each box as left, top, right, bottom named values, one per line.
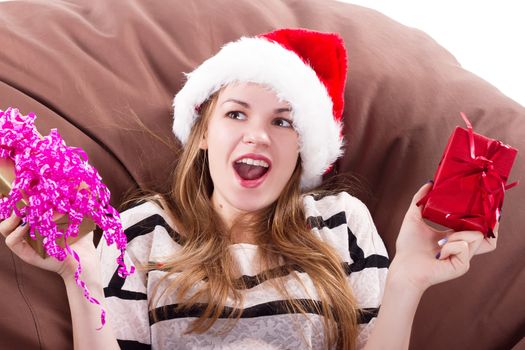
left=233, top=157, right=271, bottom=184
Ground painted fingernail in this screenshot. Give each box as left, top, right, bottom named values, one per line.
left=435, top=252, right=441, bottom=259
left=21, top=221, right=27, bottom=227
left=426, top=179, right=434, bottom=184
left=437, top=237, right=448, bottom=246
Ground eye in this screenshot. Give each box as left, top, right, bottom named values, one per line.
left=226, top=111, right=247, bottom=120
left=273, top=118, right=293, bottom=128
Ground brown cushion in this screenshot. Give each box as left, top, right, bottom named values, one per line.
left=1, top=0, right=523, bottom=349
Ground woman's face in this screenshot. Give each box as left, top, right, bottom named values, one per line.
left=200, top=82, right=299, bottom=225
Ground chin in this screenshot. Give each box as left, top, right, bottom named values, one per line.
left=232, top=195, right=276, bottom=213
left=236, top=201, right=272, bottom=213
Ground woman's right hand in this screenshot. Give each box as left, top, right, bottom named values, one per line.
left=390, top=183, right=497, bottom=292
left=0, top=212, right=99, bottom=281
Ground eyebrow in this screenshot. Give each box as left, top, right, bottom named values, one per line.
left=222, top=98, right=292, bottom=114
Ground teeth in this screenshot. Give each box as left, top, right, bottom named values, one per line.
left=235, top=158, right=269, bottom=168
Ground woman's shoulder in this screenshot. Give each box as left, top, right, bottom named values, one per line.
left=120, top=196, right=172, bottom=227
left=121, top=196, right=182, bottom=242
left=302, top=190, right=371, bottom=222
left=98, top=197, right=183, bottom=262
left=302, top=191, right=387, bottom=256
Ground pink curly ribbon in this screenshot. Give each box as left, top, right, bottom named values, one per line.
left=0, top=107, right=135, bottom=328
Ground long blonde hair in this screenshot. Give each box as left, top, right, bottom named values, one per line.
left=145, top=90, right=361, bottom=349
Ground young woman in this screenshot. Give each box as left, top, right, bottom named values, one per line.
left=0, top=28, right=496, bottom=350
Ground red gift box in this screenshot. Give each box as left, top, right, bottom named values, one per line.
left=417, top=113, right=518, bottom=238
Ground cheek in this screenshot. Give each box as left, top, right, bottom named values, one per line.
left=205, top=121, right=239, bottom=173
left=282, top=134, right=300, bottom=160
left=276, top=135, right=300, bottom=175
left=207, top=120, right=234, bottom=150
left=283, top=152, right=299, bottom=176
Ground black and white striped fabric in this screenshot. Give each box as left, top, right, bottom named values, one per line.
left=98, top=192, right=389, bottom=349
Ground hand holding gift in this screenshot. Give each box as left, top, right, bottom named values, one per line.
left=1, top=157, right=96, bottom=257
left=0, top=107, right=134, bottom=328
left=417, top=113, right=518, bottom=238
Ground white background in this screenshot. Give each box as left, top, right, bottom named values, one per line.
left=338, top=1, right=525, bottom=107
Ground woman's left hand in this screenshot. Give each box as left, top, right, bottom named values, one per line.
left=389, top=182, right=499, bottom=292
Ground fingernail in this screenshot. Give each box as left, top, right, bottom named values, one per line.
left=437, top=237, right=448, bottom=246
left=21, top=221, right=27, bottom=227
left=426, top=179, right=434, bottom=184
left=435, top=252, right=441, bottom=259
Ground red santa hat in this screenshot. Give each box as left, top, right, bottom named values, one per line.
left=173, top=28, right=347, bottom=190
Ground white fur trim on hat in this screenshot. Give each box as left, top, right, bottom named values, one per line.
left=173, top=36, right=343, bottom=190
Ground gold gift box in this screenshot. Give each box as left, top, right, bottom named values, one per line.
left=0, top=157, right=96, bottom=258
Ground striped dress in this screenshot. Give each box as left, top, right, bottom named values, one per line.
left=98, top=191, right=389, bottom=349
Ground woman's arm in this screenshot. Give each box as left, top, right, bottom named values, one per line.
left=1, top=217, right=120, bottom=350
left=363, top=266, right=423, bottom=350
left=60, top=236, right=121, bottom=350
left=62, top=271, right=120, bottom=350
left=364, top=183, right=495, bottom=349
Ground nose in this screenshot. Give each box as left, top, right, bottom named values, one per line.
left=242, top=122, right=270, bottom=146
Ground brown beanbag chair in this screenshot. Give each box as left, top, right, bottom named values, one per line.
left=0, top=1, right=523, bottom=349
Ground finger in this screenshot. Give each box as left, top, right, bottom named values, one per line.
left=478, top=227, right=498, bottom=254
left=433, top=228, right=455, bottom=240
left=406, top=182, right=434, bottom=219
left=493, top=222, right=500, bottom=236
left=437, top=240, right=471, bottom=276
left=484, top=221, right=499, bottom=250
left=411, top=182, right=433, bottom=206
left=4, top=221, right=30, bottom=251
left=444, top=230, right=484, bottom=256
left=5, top=222, right=47, bottom=266
left=444, top=229, right=496, bottom=255
left=0, top=212, right=22, bottom=238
